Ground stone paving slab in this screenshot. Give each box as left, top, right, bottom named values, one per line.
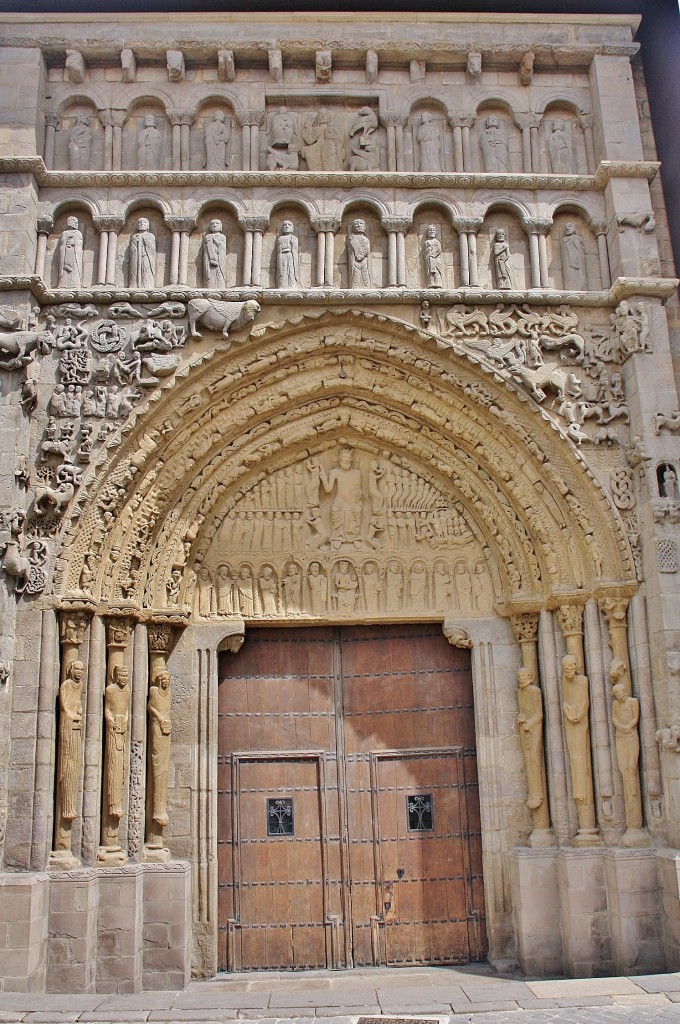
left=525, top=977, right=642, bottom=997
left=633, top=973, right=680, bottom=993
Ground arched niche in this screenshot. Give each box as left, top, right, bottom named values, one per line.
left=549, top=207, right=601, bottom=291
left=474, top=100, right=522, bottom=174
left=55, top=98, right=102, bottom=172
left=408, top=202, right=459, bottom=289
left=188, top=202, right=242, bottom=289
left=123, top=97, right=170, bottom=172
left=408, top=100, right=452, bottom=173
left=191, top=98, right=238, bottom=172
left=44, top=203, right=98, bottom=290
left=541, top=103, right=587, bottom=176
left=478, top=205, right=530, bottom=290
left=261, top=203, right=315, bottom=290
left=336, top=203, right=387, bottom=288
left=118, top=203, right=172, bottom=289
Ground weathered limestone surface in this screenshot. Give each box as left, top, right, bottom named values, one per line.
left=0, top=10, right=678, bottom=991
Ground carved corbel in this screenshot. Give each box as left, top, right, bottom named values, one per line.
left=50, top=608, right=92, bottom=869
left=466, top=51, right=482, bottom=81
left=97, top=614, right=135, bottom=865
left=121, top=48, right=136, bottom=82
left=166, top=49, right=185, bottom=82
left=268, top=48, right=283, bottom=82
left=316, top=49, right=332, bottom=83
left=366, top=49, right=379, bottom=83
left=65, top=49, right=86, bottom=84
left=218, top=619, right=246, bottom=654
left=519, top=51, right=535, bottom=86
left=442, top=622, right=472, bottom=648
left=218, top=49, right=235, bottom=82
left=410, top=59, right=426, bottom=82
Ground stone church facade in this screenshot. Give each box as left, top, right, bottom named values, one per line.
left=0, top=9, right=679, bottom=992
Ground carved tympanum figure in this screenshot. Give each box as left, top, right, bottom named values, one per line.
left=202, top=219, right=227, bottom=288
left=148, top=669, right=172, bottom=826
left=491, top=228, right=513, bottom=289
left=68, top=115, right=93, bottom=171
left=417, top=112, right=443, bottom=172
left=547, top=118, right=574, bottom=174
left=204, top=110, right=230, bottom=170
left=517, top=666, right=547, bottom=812
left=128, top=217, right=156, bottom=288
left=561, top=221, right=587, bottom=290
left=334, top=559, right=358, bottom=613
left=259, top=566, right=278, bottom=615
left=321, top=446, right=363, bottom=545
left=58, top=216, right=84, bottom=288
left=307, top=561, right=328, bottom=614
left=138, top=114, right=163, bottom=169
left=282, top=563, right=301, bottom=614
left=480, top=114, right=509, bottom=172
left=215, top=564, right=233, bottom=614
left=347, top=218, right=372, bottom=288
left=423, top=224, right=443, bottom=288
left=276, top=220, right=299, bottom=289
left=610, top=659, right=644, bottom=836
left=267, top=108, right=299, bottom=171
left=103, top=664, right=130, bottom=827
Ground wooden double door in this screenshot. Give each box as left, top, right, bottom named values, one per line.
left=217, top=624, right=486, bottom=971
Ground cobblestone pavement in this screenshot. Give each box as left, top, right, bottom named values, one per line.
left=1, top=967, right=680, bottom=1023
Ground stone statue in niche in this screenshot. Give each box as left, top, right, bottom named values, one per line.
left=276, top=221, right=299, bottom=289
left=561, top=222, right=587, bottom=290
left=128, top=218, right=156, bottom=289
left=320, top=445, right=363, bottom=546
left=516, top=666, right=548, bottom=812
left=385, top=559, right=403, bottom=612
left=307, top=561, right=328, bottom=614
left=561, top=654, right=595, bottom=827
left=408, top=560, right=428, bottom=609
left=416, top=112, right=443, bottom=172
left=362, top=561, right=382, bottom=612
left=204, top=110, right=230, bottom=170
left=609, top=659, right=644, bottom=837
left=662, top=464, right=679, bottom=500
left=491, top=228, right=513, bottom=289
left=267, top=108, right=299, bottom=171
left=196, top=564, right=213, bottom=616
left=282, top=563, right=301, bottom=614
left=480, top=114, right=510, bottom=172
left=103, top=664, right=130, bottom=823
left=147, top=669, right=172, bottom=826
left=258, top=565, right=278, bottom=614
left=67, top=115, right=93, bottom=171
left=202, top=219, right=227, bottom=288
left=547, top=118, right=574, bottom=174
left=423, top=225, right=444, bottom=288
left=56, top=659, right=84, bottom=831
left=235, top=565, right=254, bottom=616
left=58, top=216, right=84, bottom=289
left=138, top=113, right=163, bottom=170
left=215, top=564, right=233, bottom=614
left=300, top=109, right=343, bottom=171
left=433, top=560, right=453, bottom=610
left=348, top=107, right=380, bottom=172
left=347, top=219, right=372, bottom=288
left=333, top=559, right=358, bottom=613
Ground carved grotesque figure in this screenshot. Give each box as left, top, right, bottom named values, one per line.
left=347, top=218, right=372, bottom=288
left=128, top=217, right=156, bottom=289
left=480, top=114, right=509, bottom=172
left=202, top=218, right=227, bottom=288
left=423, top=224, right=444, bottom=288
left=58, top=216, right=84, bottom=289
left=561, top=221, right=587, bottom=290
left=68, top=115, right=93, bottom=171
left=204, top=110, right=230, bottom=170
left=276, top=220, right=299, bottom=289
left=138, top=113, right=163, bottom=169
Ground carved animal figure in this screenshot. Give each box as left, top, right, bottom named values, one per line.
left=538, top=331, right=585, bottom=362
left=187, top=298, right=261, bottom=339
left=0, top=330, right=52, bottom=370
left=518, top=364, right=582, bottom=404
left=1, top=537, right=32, bottom=591
left=34, top=464, right=82, bottom=517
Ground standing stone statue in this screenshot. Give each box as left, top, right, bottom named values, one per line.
left=267, top=108, right=299, bottom=171
left=547, top=118, right=574, bottom=174
left=516, top=666, right=549, bottom=815
left=58, top=215, right=84, bottom=288
left=417, top=112, right=443, bottom=172
left=204, top=110, right=230, bottom=170
left=56, top=659, right=84, bottom=845
left=491, top=228, right=513, bottom=289
left=148, top=669, right=172, bottom=827
left=561, top=221, right=587, bottom=290
left=423, top=224, right=444, bottom=288
left=347, top=218, right=372, bottom=288
left=276, top=220, right=299, bottom=289
left=128, top=217, right=156, bottom=288
left=68, top=115, right=93, bottom=171
left=561, top=654, right=597, bottom=836
left=480, top=114, right=510, bottom=172
left=102, top=664, right=130, bottom=841
left=202, top=219, right=227, bottom=288
left=610, top=659, right=645, bottom=840
left=300, top=109, right=343, bottom=171
left=138, top=113, right=163, bottom=170
left=321, top=446, right=363, bottom=546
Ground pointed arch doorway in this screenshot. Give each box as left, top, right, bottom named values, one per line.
left=217, top=623, right=486, bottom=971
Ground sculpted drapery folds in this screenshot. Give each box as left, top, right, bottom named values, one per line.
left=104, top=664, right=130, bottom=820
left=58, top=216, right=84, bottom=288
left=58, top=659, right=84, bottom=822
left=148, top=670, right=172, bottom=827
left=129, top=217, right=156, bottom=289
left=202, top=219, right=227, bottom=288
left=517, top=666, right=547, bottom=814
left=348, top=219, right=372, bottom=288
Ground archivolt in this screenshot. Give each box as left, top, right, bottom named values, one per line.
left=51, top=309, right=635, bottom=612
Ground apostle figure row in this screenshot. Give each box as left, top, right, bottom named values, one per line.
left=64, top=109, right=580, bottom=176
left=54, top=216, right=591, bottom=291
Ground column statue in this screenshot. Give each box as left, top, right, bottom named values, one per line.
left=147, top=669, right=172, bottom=828
left=204, top=110, right=230, bottom=170
left=517, top=665, right=548, bottom=813
left=561, top=653, right=599, bottom=842
left=128, top=217, right=156, bottom=288
left=100, top=663, right=130, bottom=859
left=68, top=115, right=93, bottom=170
left=423, top=224, right=443, bottom=288
left=202, top=219, right=227, bottom=288
left=58, top=216, right=84, bottom=288
left=276, top=220, right=299, bottom=289
left=347, top=218, right=372, bottom=288
left=610, top=659, right=647, bottom=844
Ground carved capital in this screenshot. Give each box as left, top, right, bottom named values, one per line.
left=448, top=114, right=475, bottom=130
left=452, top=216, right=484, bottom=235
left=597, top=595, right=629, bottom=630
left=105, top=615, right=134, bottom=652
left=59, top=610, right=90, bottom=649
left=37, top=216, right=54, bottom=236
left=510, top=612, right=539, bottom=645
left=555, top=603, right=584, bottom=638
left=147, top=621, right=175, bottom=655
left=235, top=109, right=265, bottom=128
left=442, top=622, right=473, bottom=648
left=166, top=216, right=196, bottom=233
left=523, top=216, right=553, bottom=236
left=93, top=216, right=125, bottom=233
left=310, top=215, right=342, bottom=233
left=515, top=112, right=541, bottom=131
left=579, top=114, right=594, bottom=131
left=45, top=110, right=61, bottom=130
left=167, top=108, right=196, bottom=127
left=382, top=216, right=412, bottom=234
left=239, top=214, right=269, bottom=233
left=591, top=221, right=608, bottom=237
left=380, top=111, right=408, bottom=129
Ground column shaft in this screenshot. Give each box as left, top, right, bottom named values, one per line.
left=105, top=230, right=118, bottom=285
left=251, top=229, right=263, bottom=286
left=34, top=232, right=48, bottom=277
left=461, top=126, right=471, bottom=171
left=397, top=231, right=406, bottom=286
left=179, top=230, right=190, bottom=285
left=103, top=123, right=113, bottom=170
left=529, top=232, right=541, bottom=288
left=241, top=125, right=251, bottom=171
left=522, top=126, right=532, bottom=173
left=82, top=615, right=105, bottom=864
left=170, top=230, right=181, bottom=285
left=250, top=124, right=259, bottom=171
left=453, top=126, right=463, bottom=172
left=584, top=599, right=615, bottom=804
left=395, top=125, right=405, bottom=172
left=597, top=232, right=611, bottom=289
left=387, top=231, right=397, bottom=287
left=112, top=126, right=122, bottom=171
left=242, top=230, right=253, bottom=285
left=316, top=231, right=326, bottom=286
left=97, top=231, right=109, bottom=285
left=172, top=123, right=181, bottom=171
left=538, top=232, right=549, bottom=287
left=468, top=232, right=479, bottom=286
left=324, top=230, right=334, bottom=287
left=386, top=125, right=396, bottom=171
left=180, top=123, right=190, bottom=170
left=530, top=125, right=540, bottom=172
left=44, top=123, right=57, bottom=170
left=459, top=231, right=470, bottom=286
left=583, top=124, right=596, bottom=174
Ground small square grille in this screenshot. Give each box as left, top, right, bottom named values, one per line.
left=406, top=794, right=433, bottom=832
left=267, top=797, right=294, bottom=836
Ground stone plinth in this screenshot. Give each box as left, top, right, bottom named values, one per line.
left=509, top=847, right=563, bottom=976
left=47, top=868, right=98, bottom=993
left=557, top=848, right=612, bottom=977
left=142, top=861, right=191, bottom=990
left=96, top=865, right=143, bottom=993
left=658, top=847, right=680, bottom=970
left=0, top=873, right=48, bottom=992
left=604, top=848, right=663, bottom=975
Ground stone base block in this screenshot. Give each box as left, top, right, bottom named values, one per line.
left=509, top=847, right=563, bottom=976
left=96, top=864, right=143, bottom=993
left=142, top=862, right=191, bottom=990
left=557, top=847, right=612, bottom=977
left=47, top=868, right=98, bottom=993
left=0, top=873, right=48, bottom=992
left=658, top=847, right=680, bottom=970
left=605, top=848, right=663, bottom=975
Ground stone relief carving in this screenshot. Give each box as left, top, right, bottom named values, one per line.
left=348, top=219, right=372, bottom=288
left=348, top=106, right=380, bottom=172
left=204, top=110, right=230, bottom=170
left=128, top=217, right=156, bottom=289
left=300, top=109, right=344, bottom=171
left=148, top=669, right=172, bottom=829
left=57, top=216, right=84, bottom=289
left=546, top=117, right=574, bottom=174
left=276, top=221, right=299, bottom=289
left=561, top=222, right=587, bottom=290
left=491, top=228, right=514, bottom=289
left=0, top=508, right=48, bottom=594
left=187, top=297, right=261, bottom=339
left=138, top=113, right=162, bottom=170
left=480, top=114, right=510, bottom=172
left=267, top=108, right=299, bottom=171
left=202, top=219, right=227, bottom=289
left=67, top=115, right=93, bottom=171
left=423, top=225, right=443, bottom=289
left=416, top=112, right=443, bottom=172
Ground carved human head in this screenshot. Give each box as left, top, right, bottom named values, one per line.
left=421, top=112, right=433, bottom=123
left=214, top=110, right=225, bottom=122
left=136, top=217, right=150, bottom=233
left=261, top=566, right=273, bottom=579
left=612, top=682, right=627, bottom=702
left=209, top=218, right=223, bottom=233
left=66, top=215, right=80, bottom=230
left=309, top=561, right=320, bottom=575
left=76, top=115, right=91, bottom=127
left=561, top=654, right=577, bottom=677
left=351, top=219, right=366, bottom=235
left=144, top=114, right=157, bottom=128
left=552, top=118, right=565, bottom=131
left=338, top=560, right=349, bottom=571
left=339, top=446, right=353, bottom=468
left=281, top=220, right=294, bottom=235
left=217, top=564, right=231, bottom=580
left=486, top=115, right=499, bottom=129
left=198, top=565, right=210, bottom=580
left=154, top=670, right=171, bottom=690
left=495, top=228, right=506, bottom=240
left=426, top=224, right=437, bottom=238
left=287, top=563, right=298, bottom=576
left=517, top=665, right=533, bottom=687
left=69, top=660, right=84, bottom=682
left=113, top=665, right=129, bottom=687
left=564, top=221, right=576, bottom=236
